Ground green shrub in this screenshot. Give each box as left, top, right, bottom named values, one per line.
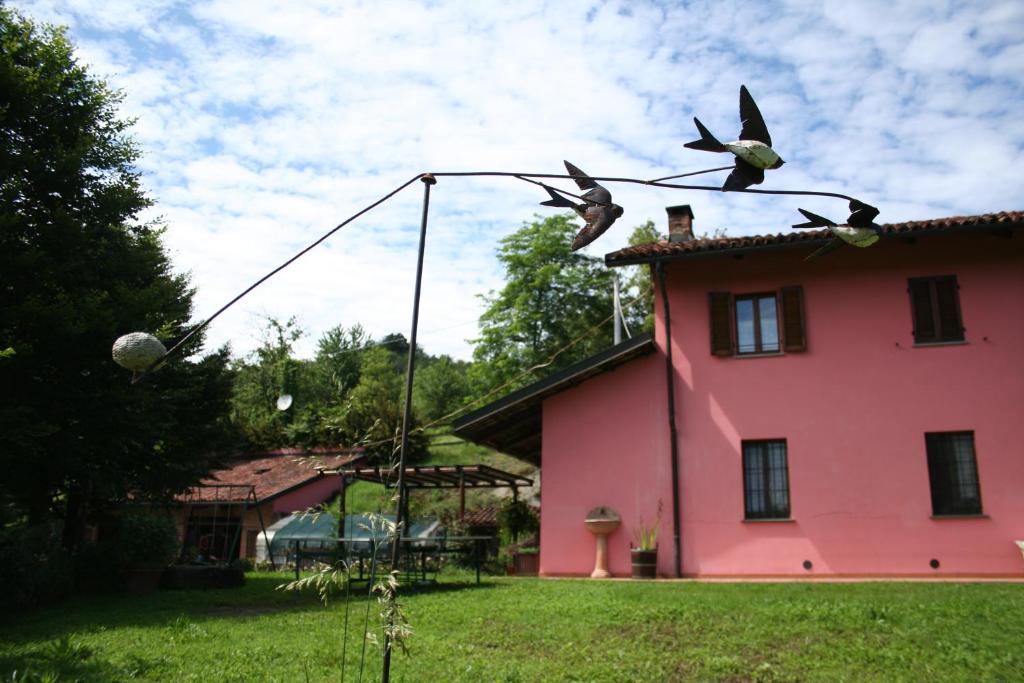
left=0, top=523, right=74, bottom=610
left=230, top=557, right=254, bottom=573
left=117, top=509, right=179, bottom=567
left=498, top=499, right=538, bottom=541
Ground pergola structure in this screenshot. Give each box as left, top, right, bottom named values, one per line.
left=322, top=464, right=534, bottom=533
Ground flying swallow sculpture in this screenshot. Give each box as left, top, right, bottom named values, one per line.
left=684, top=85, right=785, bottom=191
left=540, top=160, right=624, bottom=250
left=793, top=200, right=882, bottom=260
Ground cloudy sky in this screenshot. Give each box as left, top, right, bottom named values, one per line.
left=15, top=0, right=1024, bottom=360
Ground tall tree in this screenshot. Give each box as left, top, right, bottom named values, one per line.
left=343, top=346, right=429, bottom=465
left=623, top=220, right=662, bottom=333
left=229, top=316, right=302, bottom=449
left=413, top=355, right=470, bottom=423
left=0, top=7, right=235, bottom=545
left=470, top=214, right=647, bottom=394
left=312, top=323, right=369, bottom=401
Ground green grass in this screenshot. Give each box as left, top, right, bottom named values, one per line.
left=1, top=573, right=1021, bottom=682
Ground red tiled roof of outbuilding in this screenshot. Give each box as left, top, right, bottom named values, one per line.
left=176, top=448, right=363, bottom=503
left=604, top=211, right=1024, bottom=266
left=462, top=506, right=499, bottom=527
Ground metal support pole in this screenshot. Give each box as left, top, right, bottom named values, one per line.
left=252, top=488, right=275, bottom=571
left=613, top=276, right=622, bottom=345
left=382, top=174, right=435, bottom=683
left=458, top=468, right=465, bottom=521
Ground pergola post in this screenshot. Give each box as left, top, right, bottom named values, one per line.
left=458, top=468, right=465, bottom=521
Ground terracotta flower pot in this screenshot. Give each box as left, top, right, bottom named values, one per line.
left=631, top=548, right=657, bottom=579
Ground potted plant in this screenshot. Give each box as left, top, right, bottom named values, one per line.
left=631, top=503, right=661, bottom=579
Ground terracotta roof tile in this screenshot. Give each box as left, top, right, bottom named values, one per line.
left=177, top=448, right=363, bottom=503
left=462, top=506, right=499, bottom=527
left=605, top=211, right=1024, bottom=265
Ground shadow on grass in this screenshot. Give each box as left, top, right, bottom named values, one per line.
left=0, top=635, right=134, bottom=683
left=0, top=573, right=323, bottom=642
left=0, top=572, right=503, bottom=643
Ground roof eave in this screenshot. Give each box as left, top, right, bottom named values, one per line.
left=605, top=221, right=1021, bottom=267
left=451, top=332, right=656, bottom=463
left=452, top=332, right=655, bottom=433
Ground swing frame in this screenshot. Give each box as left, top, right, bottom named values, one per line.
left=178, top=484, right=275, bottom=569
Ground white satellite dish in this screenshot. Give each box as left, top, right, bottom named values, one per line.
left=276, top=394, right=293, bottom=411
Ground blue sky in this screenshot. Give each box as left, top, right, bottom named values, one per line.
left=15, top=0, right=1024, bottom=360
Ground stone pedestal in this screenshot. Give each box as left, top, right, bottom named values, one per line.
left=584, top=506, right=621, bottom=579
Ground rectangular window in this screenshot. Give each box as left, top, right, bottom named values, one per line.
left=735, top=294, right=779, bottom=354
left=742, top=440, right=790, bottom=519
left=909, top=276, right=964, bottom=344
left=710, top=286, right=804, bottom=357
left=926, top=431, right=982, bottom=516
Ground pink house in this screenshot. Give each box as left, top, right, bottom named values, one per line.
left=454, top=209, right=1024, bottom=578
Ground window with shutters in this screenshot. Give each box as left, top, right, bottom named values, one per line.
left=742, top=440, right=791, bottom=519
left=908, top=276, right=964, bottom=344
left=926, top=431, right=982, bottom=516
left=709, top=286, right=806, bottom=357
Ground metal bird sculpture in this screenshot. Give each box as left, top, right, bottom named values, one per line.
left=540, top=160, right=624, bottom=250
left=793, top=200, right=882, bottom=260
left=684, top=85, right=785, bottom=191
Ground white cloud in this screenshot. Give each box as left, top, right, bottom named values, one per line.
left=14, top=0, right=1024, bottom=360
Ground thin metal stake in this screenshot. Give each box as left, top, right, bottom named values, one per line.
left=381, top=174, right=435, bottom=683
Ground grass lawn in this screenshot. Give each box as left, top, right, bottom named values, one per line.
left=1, top=572, right=1021, bottom=682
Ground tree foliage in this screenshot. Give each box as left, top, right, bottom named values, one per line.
left=413, top=355, right=470, bottom=423
left=228, top=320, right=429, bottom=464
left=344, top=346, right=428, bottom=465
left=625, top=220, right=662, bottom=333
left=470, top=214, right=650, bottom=394
left=0, top=7, right=235, bottom=543
left=229, top=316, right=303, bottom=449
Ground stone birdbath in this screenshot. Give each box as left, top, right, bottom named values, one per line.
left=584, top=506, right=621, bottom=578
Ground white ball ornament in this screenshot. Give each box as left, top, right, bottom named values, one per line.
left=112, top=332, right=167, bottom=373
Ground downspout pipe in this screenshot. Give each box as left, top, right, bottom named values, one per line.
left=655, top=261, right=683, bottom=578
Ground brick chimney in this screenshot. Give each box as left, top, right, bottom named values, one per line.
left=666, top=205, right=695, bottom=243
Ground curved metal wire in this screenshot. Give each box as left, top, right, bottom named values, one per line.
left=129, top=167, right=865, bottom=380
left=430, top=170, right=859, bottom=201
left=132, top=173, right=427, bottom=383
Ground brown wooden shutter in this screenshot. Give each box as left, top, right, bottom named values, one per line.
left=780, top=285, right=807, bottom=352
left=933, top=276, right=964, bottom=341
left=908, top=278, right=936, bottom=342
left=708, top=291, right=733, bottom=356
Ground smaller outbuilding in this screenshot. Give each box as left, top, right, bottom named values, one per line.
left=173, top=447, right=363, bottom=562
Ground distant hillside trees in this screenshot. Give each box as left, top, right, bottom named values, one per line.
left=228, top=319, right=443, bottom=464
left=414, top=355, right=471, bottom=422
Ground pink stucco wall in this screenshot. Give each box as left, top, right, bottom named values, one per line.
left=272, top=476, right=342, bottom=515
left=541, top=232, right=1024, bottom=577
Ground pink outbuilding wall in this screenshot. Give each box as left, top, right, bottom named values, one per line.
left=540, top=232, right=1024, bottom=577
left=272, top=476, right=342, bottom=515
